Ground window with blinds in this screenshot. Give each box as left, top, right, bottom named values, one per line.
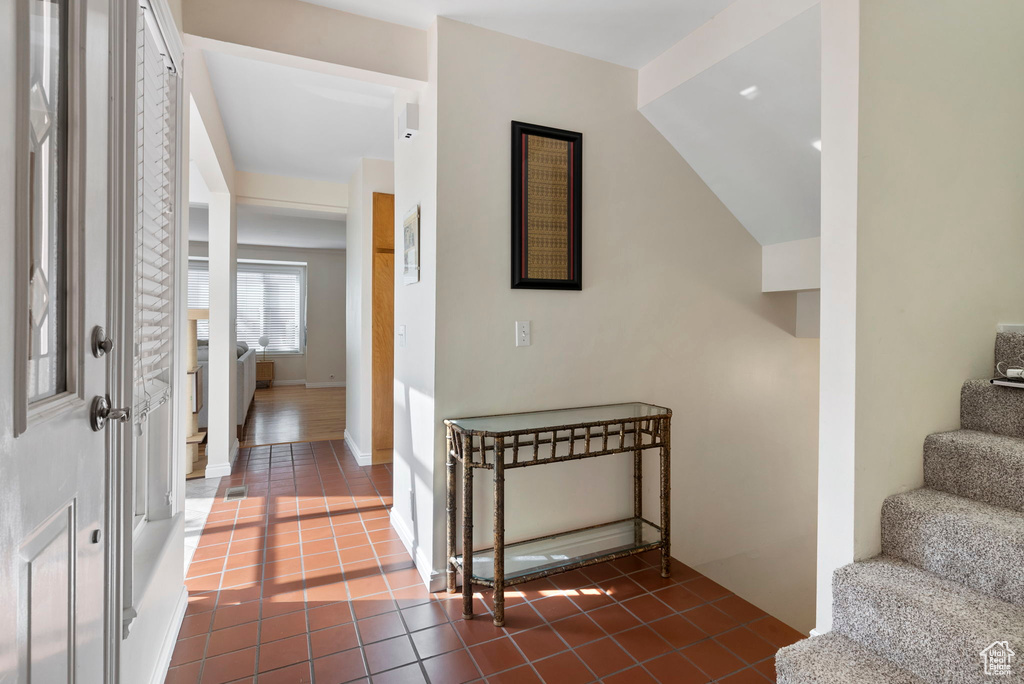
left=188, top=259, right=306, bottom=354
left=133, top=4, right=178, bottom=418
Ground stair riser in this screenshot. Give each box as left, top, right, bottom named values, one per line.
left=881, top=495, right=1024, bottom=606
left=995, top=332, right=1024, bottom=375
left=961, top=380, right=1024, bottom=439
left=832, top=562, right=1024, bottom=684
left=924, top=431, right=1024, bottom=512
left=777, top=633, right=924, bottom=684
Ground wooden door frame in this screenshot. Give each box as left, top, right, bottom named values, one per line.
left=371, top=192, right=395, bottom=463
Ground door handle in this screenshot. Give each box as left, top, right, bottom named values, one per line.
left=91, top=326, right=114, bottom=357
left=90, top=396, right=131, bottom=432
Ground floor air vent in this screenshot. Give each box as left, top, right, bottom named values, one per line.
left=224, top=485, right=248, bottom=502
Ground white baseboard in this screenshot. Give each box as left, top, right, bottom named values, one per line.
left=305, top=381, right=346, bottom=388
left=273, top=379, right=306, bottom=386
left=150, top=585, right=187, bottom=684
left=204, top=463, right=231, bottom=478
left=809, top=628, right=826, bottom=637
left=344, top=429, right=372, bottom=466
left=389, top=509, right=444, bottom=592
left=203, top=439, right=237, bottom=478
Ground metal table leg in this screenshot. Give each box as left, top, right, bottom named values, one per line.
left=634, top=421, right=643, bottom=546
left=493, top=437, right=506, bottom=627
left=660, top=417, right=672, bottom=578
left=462, top=454, right=475, bottom=619
left=446, top=427, right=457, bottom=594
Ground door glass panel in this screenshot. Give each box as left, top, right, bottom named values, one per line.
left=26, top=0, right=69, bottom=402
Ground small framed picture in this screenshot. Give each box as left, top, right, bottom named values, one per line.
left=511, top=121, right=583, bottom=290
left=403, top=205, right=420, bottom=285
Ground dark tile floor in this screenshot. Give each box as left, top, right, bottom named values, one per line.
left=166, top=441, right=802, bottom=683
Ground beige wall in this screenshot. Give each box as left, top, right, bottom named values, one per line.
left=392, top=21, right=440, bottom=579
left=394, top=18, right=821, bottom=631
left=189, top=241, right=346, bottom=385
left=816, top=0, right=1024, bottom=632
left=855, top=0, right=1024, bottom=557
left=345, top=159, right=395, bottom=456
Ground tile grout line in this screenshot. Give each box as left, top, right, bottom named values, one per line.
left=194, top=462, right=245, bottom=684
left=326, top=438, right=379, bottom=681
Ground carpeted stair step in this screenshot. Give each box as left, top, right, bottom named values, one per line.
left=995, top=331, right=1024, bottom=374
left=833, top=557, right=1024, bottom=683
left=924, top=429, right=1024, bottom=512
left=960, top=379, right=1024, bottom=438
left=776, top=632, right=925, bottom=684
left=881, top=488, right=1024, bottom=606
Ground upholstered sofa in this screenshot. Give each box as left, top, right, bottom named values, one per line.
left=197, top=341, right=257, bottom=438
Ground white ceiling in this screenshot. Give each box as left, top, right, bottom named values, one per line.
left=189, top=204, right=347, bottom=250
left=640, top=6, right=821, bottom=245
left=203, top=50, right=395, bottom=183
left=298, top=0, right=734, bottom=68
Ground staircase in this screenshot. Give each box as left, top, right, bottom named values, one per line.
left=777, top=332, right=1024, bottom=683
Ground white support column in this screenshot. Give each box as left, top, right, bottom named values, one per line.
left=186, top=43, right=237, bottom=479
left=205, top=192, right=238, bottom=476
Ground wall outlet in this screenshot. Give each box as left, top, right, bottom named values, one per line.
left=398, top=325, right=407, bottom=348
left=515, top=321, right=531, bottom=347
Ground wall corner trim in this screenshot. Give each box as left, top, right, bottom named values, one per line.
left=344, top=429, right=372, bottom=467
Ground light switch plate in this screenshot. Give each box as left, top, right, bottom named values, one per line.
left=398, top=325, right=407, bottom=347
left=515, top=321, right=531, bottom=347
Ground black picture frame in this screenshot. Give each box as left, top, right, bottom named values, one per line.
left=511, top=121, right=583, bottom=290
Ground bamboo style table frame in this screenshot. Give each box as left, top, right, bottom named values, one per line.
left=445, top=403, right=672, bottom=627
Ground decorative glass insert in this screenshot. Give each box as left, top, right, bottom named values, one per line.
left=26, top=0, right=69, bottom=402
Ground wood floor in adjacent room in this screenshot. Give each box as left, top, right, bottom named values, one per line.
left=240, top=385, right=346, bottom=448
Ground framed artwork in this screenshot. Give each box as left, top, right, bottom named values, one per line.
left=511, top=121, right=582, bottom=290
left=403, top=205, right=420, bottom=285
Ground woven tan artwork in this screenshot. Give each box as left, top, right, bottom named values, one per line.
left=525, top=135, right=570, bottom=280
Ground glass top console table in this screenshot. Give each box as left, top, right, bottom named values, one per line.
left=444, top=402, right=672, bottom=627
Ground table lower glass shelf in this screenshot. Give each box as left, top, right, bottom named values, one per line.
left=453, top=518, right=662, bottom=586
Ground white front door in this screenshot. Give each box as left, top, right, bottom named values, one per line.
left=0, top=0, right=119, bottom=681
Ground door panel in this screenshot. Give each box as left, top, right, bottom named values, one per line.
left=0, top=0, right=113, bottom=681
left=19, top=502, right=76, bottom=683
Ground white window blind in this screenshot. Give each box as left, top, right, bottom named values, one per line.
left=187, top=259, right=209, bottom=339
left=188, top=259, right=306, bottom=354
left=133, top=5, right=177, bottom=417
